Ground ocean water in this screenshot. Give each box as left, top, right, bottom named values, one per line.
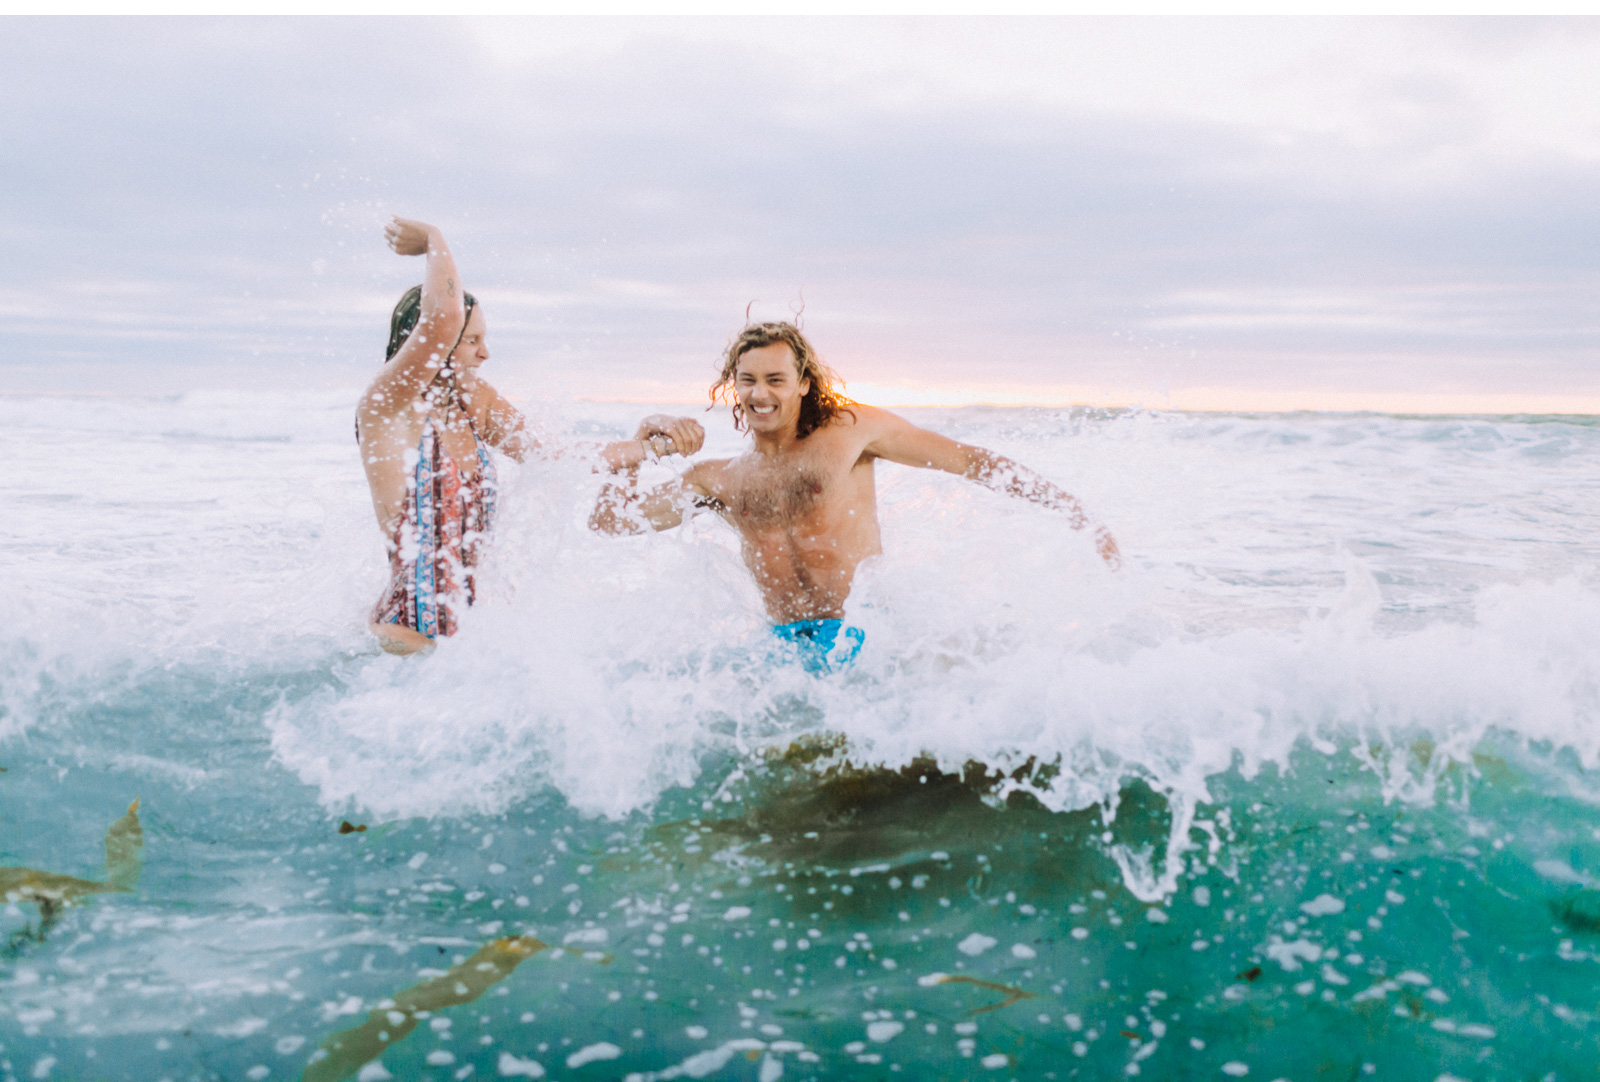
left=4, top=391, right=1600, bottom=1082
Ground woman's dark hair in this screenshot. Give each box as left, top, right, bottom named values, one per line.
left=711, top=321, right=853, bottom=440
left=386, top=284, right=477, bottom=361
left=358, top=286, right=479, bottom=443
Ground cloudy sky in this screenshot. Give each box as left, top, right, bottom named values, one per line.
left=3, top=15, right=1597, bottom=410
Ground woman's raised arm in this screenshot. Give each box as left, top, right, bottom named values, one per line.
left=359, top=218, right=467, bottom=425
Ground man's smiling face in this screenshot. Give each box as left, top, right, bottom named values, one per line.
left=735, top=342, right=811, bottom=438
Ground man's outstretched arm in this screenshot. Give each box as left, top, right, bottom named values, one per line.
left=863, top=407, right=1121, bottom=569
left=590, top=462, right=719, bottom=536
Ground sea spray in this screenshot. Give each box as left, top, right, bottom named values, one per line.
left=4, top=393, right=1600, bottom=1079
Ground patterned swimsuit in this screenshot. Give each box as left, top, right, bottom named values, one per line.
left=372, top=417, right=498, bottom=640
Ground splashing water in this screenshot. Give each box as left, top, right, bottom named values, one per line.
left=3, top=391, right=1600, bottom=1080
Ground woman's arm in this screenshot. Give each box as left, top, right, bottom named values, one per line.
left=482, top=406, right=704, bottom=472
left=358, top=218, right=466, bottom=428
left=467, top=380, right=538, bottom=463
left=596, top=415, right=706, bottom=473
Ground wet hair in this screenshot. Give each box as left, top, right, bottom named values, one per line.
left=386, top=284, right=477, bottom=361
left=711, top=321, right=853, bottom=440
left=357, top=286, right=479, bottom=443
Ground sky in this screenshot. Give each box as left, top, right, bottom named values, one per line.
left=2, top=15, right=1598, bottom=411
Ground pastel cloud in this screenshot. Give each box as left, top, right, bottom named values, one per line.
left=1, top=16, right=1596, bottom=409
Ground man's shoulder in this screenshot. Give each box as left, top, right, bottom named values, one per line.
left=818, top=403, right=913, bottom=451
left=683, top=455, right=737, bottom=486
left=814, top=402, right=895, bottom=440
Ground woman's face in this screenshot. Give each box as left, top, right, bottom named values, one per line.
left=450, top=306, right=490, bottom=374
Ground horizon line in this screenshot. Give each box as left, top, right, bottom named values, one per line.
left=576, top=385, right=1600, bottom=417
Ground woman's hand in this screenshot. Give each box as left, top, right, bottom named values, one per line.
left=384, top=216, right=436, bottom=257
left=634, top=415, right=706, bottom=457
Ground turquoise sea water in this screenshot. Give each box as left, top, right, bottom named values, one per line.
left=4, top=395, right=1600, bottom=1081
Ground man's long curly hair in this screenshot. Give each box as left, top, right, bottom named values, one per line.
left=711, top=321, right=853, bottom=440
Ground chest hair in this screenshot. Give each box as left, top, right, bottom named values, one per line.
left=730, top=462, right=828, bottom=525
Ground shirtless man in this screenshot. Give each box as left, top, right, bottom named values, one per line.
left=589, top=321, right=1119, bottom=669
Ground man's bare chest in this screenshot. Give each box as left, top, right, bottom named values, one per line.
left=717, top=458, right=840, bottom=528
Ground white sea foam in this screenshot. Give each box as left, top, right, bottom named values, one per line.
left=6, top=392, right=1600, bottom=899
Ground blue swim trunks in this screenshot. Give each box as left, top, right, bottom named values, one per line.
left=771, top=619, right=865, bottom=674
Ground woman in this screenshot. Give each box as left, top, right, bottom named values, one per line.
left=358, top=217, right=703, bottom=654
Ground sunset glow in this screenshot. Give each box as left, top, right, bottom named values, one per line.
left=4, top=16, right=1597, bottom=410
left=588, top=380, right=1600, bottom=416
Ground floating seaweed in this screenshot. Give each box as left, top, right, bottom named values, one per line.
left=300, top=935, right=546, bottom=1082
left=1, top=799, right=142, bottom=938
left=934, top=974, right=1036, bottom=1015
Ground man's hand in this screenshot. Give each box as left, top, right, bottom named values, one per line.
left=1094, top=526, right=1121, bottom=571
left=634, top=415, right=705, bottom=457
left=384, top=216, right=435, bottom=257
